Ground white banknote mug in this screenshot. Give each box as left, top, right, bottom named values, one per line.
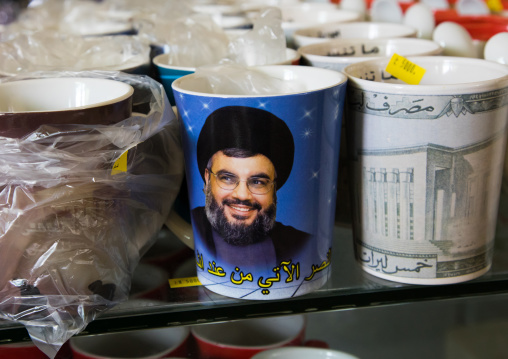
left=343, top=56, right=508, bottom=285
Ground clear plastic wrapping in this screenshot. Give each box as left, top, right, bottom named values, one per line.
left=192, top=62, right=306, bottom=95
left=8, top=0, right=135, bottom=36
left=0, top=32, right=150, bottom=75
left=227, top=7, right=287, bottom=66
left=0, top=71, right=184, bottom=358
left=138, top=13, right=231, bottom=68
left=142, top=8, right=288, bottom=69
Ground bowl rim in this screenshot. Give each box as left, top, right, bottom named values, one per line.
left=0, top=77, right=134, bottom=113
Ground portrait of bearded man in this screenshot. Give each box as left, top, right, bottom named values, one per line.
left=191, top=106, right=311, bottom=270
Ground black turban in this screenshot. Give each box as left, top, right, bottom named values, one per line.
left=197, top=106, right=295, bottom=190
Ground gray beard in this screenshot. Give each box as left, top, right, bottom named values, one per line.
left=204, top=184, right=277, bottom=246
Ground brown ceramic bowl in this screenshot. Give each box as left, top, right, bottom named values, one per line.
left=0, top=77, right=134, bottom=138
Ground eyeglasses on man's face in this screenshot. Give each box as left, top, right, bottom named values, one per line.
left=208, top=169, right=275, bottom=195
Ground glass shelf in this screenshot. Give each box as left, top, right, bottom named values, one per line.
left=3, top=192, right=508, bottom=343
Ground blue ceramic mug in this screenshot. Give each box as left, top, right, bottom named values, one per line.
left=171, top=65, right=347, bottom=300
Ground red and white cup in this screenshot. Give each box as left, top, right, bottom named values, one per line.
left=70, top=326, right=190, bottom=359
left=191, top=315, right=328, bottom=359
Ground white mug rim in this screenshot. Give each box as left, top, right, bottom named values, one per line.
left=293, top=21, right=417, bottom=39
left=0, top=77, right=134, bottom=114
left=280, top=8, right=361, bottom=30
left=297, top=38, right=443, bottom=60
left=152, top=53, right=196, bottom=72
left=171, top=65, right=348, bottom=98
left=343, top=55, right=508, bottom=94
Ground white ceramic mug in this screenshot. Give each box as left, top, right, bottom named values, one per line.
left=277, top=3, right=362, bottom=48
left=343, top=56, right=508, bottom=285
left=292, top=21, right=417, bottom=48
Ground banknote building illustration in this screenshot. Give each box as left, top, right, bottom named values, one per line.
left=351, top=133, right=506, bottom=279
left=347, top=88, right=508, bottom=281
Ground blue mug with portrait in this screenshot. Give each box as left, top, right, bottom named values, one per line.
left=172, top=65, right=348, bottom=300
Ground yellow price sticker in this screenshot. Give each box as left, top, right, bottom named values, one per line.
left=168, top=276, right=202, bottom=288
left=487, top=0, right=503, bottom=12
left=111, top=150, right=128, bottom=175
left=385, top=53, right=426, bottom=85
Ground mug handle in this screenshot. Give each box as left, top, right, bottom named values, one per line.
left=165, top=209, right=194, bottom=249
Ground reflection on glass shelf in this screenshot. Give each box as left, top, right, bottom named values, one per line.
left=3, top=193, right=508, bottom=340
left=90, top=191, right=508, bottom=330
left=307, top=292, right=508, bottom=359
